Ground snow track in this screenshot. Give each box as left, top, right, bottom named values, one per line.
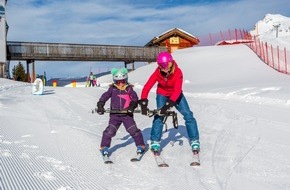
left=2, top=81, right=290, bottom=190
left=0, top=86, right=107, bottom=190
left=1, top=44, right=290, bottom=190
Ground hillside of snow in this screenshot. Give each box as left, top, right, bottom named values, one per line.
left=1, top=44, right=290, bottom=190
left=250, top=14, right=290, bottom=49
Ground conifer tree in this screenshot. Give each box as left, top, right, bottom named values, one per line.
left=12, top=62, right=27, bottom=82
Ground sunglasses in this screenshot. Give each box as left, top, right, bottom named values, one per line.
left=115, top=79, right=126, bottom=84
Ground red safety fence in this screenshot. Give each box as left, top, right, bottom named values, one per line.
left=197, top=29, right=289, bottom=75
left=248, top=36, right=289, bottom=75
left=197, top=29, right=252, bottom=46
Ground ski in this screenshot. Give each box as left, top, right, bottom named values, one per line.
left=190, top=150, right=200, bottom=166
left=130, top=146, right=149, bottom=162
left=152, top=151, right=169, bottom=167
left=102, top=154, right=113, bottom=164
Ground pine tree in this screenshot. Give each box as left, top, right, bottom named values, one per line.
left=12, top=62, right=27, bottom=82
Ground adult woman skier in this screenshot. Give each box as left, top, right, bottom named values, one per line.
left=138, top=51, right=200, bottom=155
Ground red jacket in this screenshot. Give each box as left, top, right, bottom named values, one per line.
left=141, top=61, right=183, bottom=102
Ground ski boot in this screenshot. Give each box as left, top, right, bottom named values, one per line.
left=150, top=141, right=160, bottom=152
left=136, top=145, right=146, bottom=154
left=190, top=140, right=200, bottom=152
left=100, top=146, right=109, bottom=156
left=190, top=140, right=200, bottom=166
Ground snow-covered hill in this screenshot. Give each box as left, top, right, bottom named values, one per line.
left=1, top=44, right=290, bottom=190
left=250, top=14, right=290, bottom=49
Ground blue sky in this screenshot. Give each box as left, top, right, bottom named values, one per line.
left=5, top=0, right=290, bottom=79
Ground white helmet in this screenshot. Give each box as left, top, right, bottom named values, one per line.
left=111, top=68, right=128, bottom=82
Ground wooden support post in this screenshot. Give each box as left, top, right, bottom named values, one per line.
left=32, top=60, right=35, bottom=82
left=26, top=59, right=35, bottom=82
left=124, top=61, right=135, bottom=71
left=26, top=61, right=30, bottom=82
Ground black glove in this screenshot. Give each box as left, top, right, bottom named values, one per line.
left=96, top=101, right=105, bottom=115
left=159, top=99, right=175, bottom=115
left=127, top=101, right=137, bottom=116
left=138, top=99, right=149, bottom=115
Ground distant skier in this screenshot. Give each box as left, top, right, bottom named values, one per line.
left=96, top=68, right=146, bottom=156
left=138, top=51, right=200, bottom=156
left=89, top=72, right=94, bottom=87
left=93, top=76, right=98, bottom=87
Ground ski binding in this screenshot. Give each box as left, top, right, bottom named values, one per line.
left=190, top=150, right=200, bottom=166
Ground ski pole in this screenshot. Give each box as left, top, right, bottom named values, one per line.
left=92, top=108, right=178, bottom=129
left=92, top=108, right=142, bottom=114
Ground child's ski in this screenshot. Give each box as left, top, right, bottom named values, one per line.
left=190, top=150, right=200, bottom=166
left=152, top=151, right=169, bottom=167
left=102, top=154, right=113, bottom=164
left=130, top=146, right=149, bottom=162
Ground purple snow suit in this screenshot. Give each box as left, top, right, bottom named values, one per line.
left=99, top=84, right=145, bottom=148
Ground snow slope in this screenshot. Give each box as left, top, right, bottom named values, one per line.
left=1, top=44, right=290, bottom=190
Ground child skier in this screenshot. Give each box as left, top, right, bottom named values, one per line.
left=89, top=72, right=94, bottom=87
left=96, top=68, right=146, bottom=156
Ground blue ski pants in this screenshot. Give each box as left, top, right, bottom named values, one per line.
left=151, top=93, right=199, bottom=143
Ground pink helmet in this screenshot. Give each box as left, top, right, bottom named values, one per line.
left=157, top=51, right=173, bottom=68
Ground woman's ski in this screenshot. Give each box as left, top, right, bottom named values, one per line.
left=152, top=151, right=169, bottom=167
left=190, top=150, right=200, bottom=166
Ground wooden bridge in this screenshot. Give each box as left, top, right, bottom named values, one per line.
left=6, top=41, right=167, bottom=81
left=7, top=41, right=166, bottom=62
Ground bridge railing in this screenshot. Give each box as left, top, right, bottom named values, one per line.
left=7, top=41, right=167, bottom=62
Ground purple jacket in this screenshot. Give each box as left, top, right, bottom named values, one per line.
left=99, top=84, right=138, bottom=110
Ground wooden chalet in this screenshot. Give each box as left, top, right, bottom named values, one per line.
left=145, top=28, right=199, bottom=53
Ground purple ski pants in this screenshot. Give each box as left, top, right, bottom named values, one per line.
left=100, top=114, right=145, bottom=148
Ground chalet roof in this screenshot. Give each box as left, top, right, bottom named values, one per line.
left=145, top=28, right=199, bottom=46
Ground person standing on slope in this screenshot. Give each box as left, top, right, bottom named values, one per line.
left=138, top=51, right=200, bottom=154
left=89, top=72, right=94, bottom=87
left=96, top=68, right=146, bottom=156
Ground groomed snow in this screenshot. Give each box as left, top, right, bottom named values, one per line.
left=1, top=44, right=290, bottom=190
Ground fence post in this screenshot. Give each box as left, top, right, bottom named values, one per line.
left=254, top=36, right=258, bottom=53
left=271, top=45, right=274, bottom=69
left=228, top=29, right=232, bottom=41
left=261, top=41, right=265, bottom=61
left=265, top=42, right=269, bottom=65
left=258, top=39, right=262, bottom=57
left=277, top=46, right=280, bottom=72
left=235, top=29, right=238, bottom=43
left=249, top=35, right=253, bottom=49
left=239, top=29, right=243, bottom=42
left=242, top=29, right=246, bottom=39
left=284, top=47, right=288, bottom=74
